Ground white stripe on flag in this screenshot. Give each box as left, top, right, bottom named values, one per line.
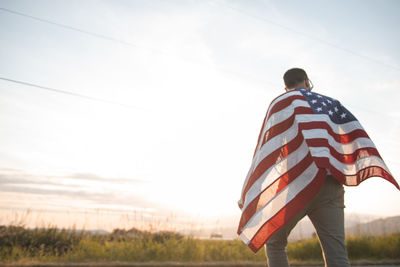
left=240, top=120, right=302, bottom=205
left=244, top=111, right=368, bottom=204
left=296, top=114, right=364, bottom=134
left=254, top=121, right=301, bottom=168
left=243, top=140, right=310, bottom=211
left=265, top=91, right=303, bottom=123
left=241, top=95, right=307, bottom=200
left=239, top=162, right=319, bottom=243
left=302, top=129, right=376, bottom=154
left=263, top=99, right=309, bottom=136
left=307, top=148, right=390, bottom=176
left=252, top=99, right=309, bottom=167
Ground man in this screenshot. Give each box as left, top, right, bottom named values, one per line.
left=267, top=68, right=349, bottom=267
left=237, top=68, right=399, bottom=267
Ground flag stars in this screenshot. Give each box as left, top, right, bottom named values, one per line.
left=302, top=90, right=356, bottom=123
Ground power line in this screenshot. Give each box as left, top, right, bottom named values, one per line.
left=0, top=5, right=398, bottom=84
left=0, top=7, right=398, bottom=118
left=0, top=7, right=162, bottom=54
left=0, top=7, right=278, bottom=88
left=209, top=0, right=400, bottom=72
left=0, top=77, right=145, bottom=110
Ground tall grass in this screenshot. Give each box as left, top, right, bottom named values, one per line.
left=346, top=234, right=400, bottom=260
left=1, top=225, right=399, bottom=263
left=0, top=225, right=265, bottom=262
left=287, top=234, right=400, bottom=261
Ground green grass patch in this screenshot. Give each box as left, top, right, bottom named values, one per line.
left=1, top=225, right=399, bottom=263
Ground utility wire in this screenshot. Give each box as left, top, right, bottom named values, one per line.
left=209, top=0, right=400, bottom=72
left=0, top=7, right=279, bottom=88
left=0, top=7, right=398, bottom=118
left=0, top=6, right=397, bottom=83
left=0, top=77, right=145, bottom=110
left=1, top=77, right=400, bottom=166
left=2, top=5, right=398, bottom=75
left=0, top=7, right=161, bottom=54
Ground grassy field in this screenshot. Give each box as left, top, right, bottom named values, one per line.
left=1, top=225, right=399, bottom=264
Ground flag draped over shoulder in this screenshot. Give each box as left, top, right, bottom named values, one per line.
left=237, top=88, right=399, bottom=253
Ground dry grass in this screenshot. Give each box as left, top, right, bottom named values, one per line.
left=1, top=225, right=399, bottom=264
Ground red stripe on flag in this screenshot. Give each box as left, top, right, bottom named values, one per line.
left=262, top=107, right=313, bottom=146
left=253, top=93, right=306, bottom=158
left=266, top=95, right=306, bottom=121
left=306, top=139, right=381, bottom=164
left=299, top=121, right=370, bottom=143
left=238, top=154, right=314, bottom=234
left=320, top=161, right=400, bottom=189
left=247, top=168, right=327, bottom=253
left=242, top=133, right=304, bottom=202
left=253, top=112, right=269, bottom=158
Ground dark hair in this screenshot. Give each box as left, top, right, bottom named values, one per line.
left=283, top=68, right=308, bottom=88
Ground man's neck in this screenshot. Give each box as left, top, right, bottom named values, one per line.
left=286, top=87, right=304, bottom=92
left=285, top=86, right=310, bottom=92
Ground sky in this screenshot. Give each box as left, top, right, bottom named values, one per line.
left=0, top=0, right=400, bottom=233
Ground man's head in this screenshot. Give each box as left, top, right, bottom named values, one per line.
left=283, top=68, right=313, bottom=91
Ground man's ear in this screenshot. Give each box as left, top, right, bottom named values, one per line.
left=305, top=78, right=310, bottom=89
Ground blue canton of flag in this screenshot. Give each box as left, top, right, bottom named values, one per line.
left=298, top=88, right=356, bottom=124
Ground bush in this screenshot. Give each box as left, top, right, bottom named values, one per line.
left=0, top=225, right=83, bottom=259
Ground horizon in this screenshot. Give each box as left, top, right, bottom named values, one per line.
left=2, top=208, right=399, bottom=241
left=1, top=0, right=400, bottom=233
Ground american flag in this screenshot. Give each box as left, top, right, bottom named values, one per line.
left=237, top=88, right=399, bottom=253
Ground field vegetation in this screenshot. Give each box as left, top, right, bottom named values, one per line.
left=1, top=225, right=399, bottom=263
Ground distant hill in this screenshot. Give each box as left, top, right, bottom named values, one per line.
left=191, top=214, right=400, bottom=240
left=288, top=215, right=400, bottom=240
left=69, top=214, right=400, bottom=241
left=346, top=215, right=400, bottom=236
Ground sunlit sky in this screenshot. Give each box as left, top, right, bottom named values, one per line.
left=1, top=0, right=400, bottom=232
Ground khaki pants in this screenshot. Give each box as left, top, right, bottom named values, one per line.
left=266, top=175, right=351, bottom=267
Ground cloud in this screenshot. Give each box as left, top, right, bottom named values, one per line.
left=0, top=167, right=146, bottom=185
left=0, top=184, right=105, bottom=198
left=66, top=172, right=144, bottom=184
left=0, top=167, right=158, bottom=213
